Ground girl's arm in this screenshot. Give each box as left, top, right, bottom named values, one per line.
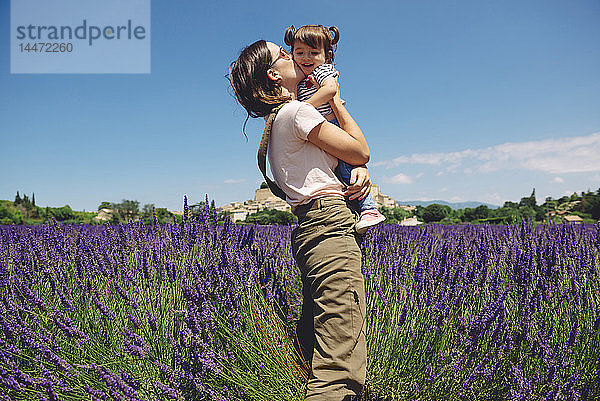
left=306, top=84, right=369, bottom=165
left=305, top=76, right=337, bottom=109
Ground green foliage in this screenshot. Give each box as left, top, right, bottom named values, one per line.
left=115, top=199, right=140, bottom=221
left=244, top=208, right=297, bottom=225
left=519, top=188, right=537, bottom=208
left=49, top=205, right=75, bottom=222
left=380, top=207, right=413, bottom=224
left=260, top=181, right=269, bottom=189
left=578, top=190, right=600, bottom=219
left=140, top=206, right=174, bottom=224
left=142, top=203, right=155, bottom=215
left=422, top=204, right=451, bottom=223
left=439, top=216, right=462, bottom=225
left=14, top=191, right=36, bottom=211
left=462, top=205, right=490, bottom=222
left=0, top=201, right=24, bottom=224
left=98, top=201, right=112, bottom=210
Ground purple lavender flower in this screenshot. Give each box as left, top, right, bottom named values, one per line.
left=114, top=282, right=139, bottom=309
left=567, top=318, right=579, bottom=349
left=84, top=385, right=109, bottom=401
left=120, top=371, right=141, bottom=391
left=147, top=310, right=157, bottom=332
left=155, top=381, right=182, bottom=400
left=92, top=292, right=115, bottom=321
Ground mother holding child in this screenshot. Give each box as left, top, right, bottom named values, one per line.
left=229, top=25, right=382, bottom=400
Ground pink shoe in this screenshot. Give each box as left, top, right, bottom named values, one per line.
left=355, top=209, right=386, bottom=234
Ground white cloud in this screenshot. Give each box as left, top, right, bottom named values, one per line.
left=224, top=178, right=246, bottom=184
left=382, top=173, right=412, bottom=184
left=481, top=193, right=503, bottom=205
left=373, top=149, right=476, bottom=168
left=553, top=177, right=564, bottom=183
left=415, top=172, right=424, bottom=178
left=374, top=132, right=600, bottom=175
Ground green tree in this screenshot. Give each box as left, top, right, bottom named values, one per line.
left=578, top=191, right=600, bottom=220
left=518, top=206, right=536, bottom=222
left=14, top=191, right=22, bottom=205
left=140, top=205, right=174, bottom=224
left=0, top=203, right=24, bottom=224
left=245, top=208, right=296, bottom=225
left=422, top=204, right=451, bottom=223
left=439, top=216, right=462, bottom=225
left=462, top=205, right=490, bottom=222
left=380, top=207, right=412, bottom=224
left=115, top=199, right=140, bottom=221
left=50, top=206, right=75, bottom=222
left=415, top=205, right=425, bottom=220
left=503, top=201, right=519, bottom=209
left=519, top=188, right=537, bottom=209
left=98, top=201, right=112, bottom=210
left=260, top=182, right=269, bottom=189
left=156, top=208, right=175, bottom=223
left=22, top=194, right=30, bottom=207
left=142, top=204, right=155, bottom=215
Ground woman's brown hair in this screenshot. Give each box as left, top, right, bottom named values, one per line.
left=227, top=40, right=291, bottom=120
left=284, top=25, right=340, bottom=63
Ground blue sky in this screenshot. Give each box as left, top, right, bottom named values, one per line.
left=2, top=0, right=599, bottom=211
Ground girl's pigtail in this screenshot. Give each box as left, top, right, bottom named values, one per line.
left=328, top=26, right=340, bottom=45
left=284, top=26, right=296, bottom=47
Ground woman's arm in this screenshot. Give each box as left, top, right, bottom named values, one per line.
left=306, top=86, right=370, bottom=165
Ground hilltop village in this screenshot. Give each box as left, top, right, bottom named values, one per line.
left=219, top=184, right=419, bottom=225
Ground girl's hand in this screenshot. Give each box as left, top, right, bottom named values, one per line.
left=345, top=165, right=371, bottom=200
left=307, top=75, right=319, bottom=89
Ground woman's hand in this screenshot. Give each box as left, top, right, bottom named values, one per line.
left=345, top=165, right=371, bottom=200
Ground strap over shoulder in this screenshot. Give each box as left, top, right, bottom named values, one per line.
left=257, top=103, right=287, bottom=201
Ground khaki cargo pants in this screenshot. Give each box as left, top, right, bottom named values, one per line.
left=291, top=197, right=367, bottom=401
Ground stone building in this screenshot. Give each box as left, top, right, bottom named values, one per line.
left=220, top=188, right=292, bottom=222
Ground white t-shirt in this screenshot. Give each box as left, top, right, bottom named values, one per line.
left=267, top=100, right=345, bottom=208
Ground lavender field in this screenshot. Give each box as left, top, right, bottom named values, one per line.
left=1, top=203, right=599, bottom=400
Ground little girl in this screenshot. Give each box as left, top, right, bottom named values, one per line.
left=284, top=24, right=385, bottom=233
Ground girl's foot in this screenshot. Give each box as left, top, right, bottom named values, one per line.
left=355, top=209, right=386, bottom=234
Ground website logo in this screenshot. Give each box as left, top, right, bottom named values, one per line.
left=11, top=0, right=151, bottom=74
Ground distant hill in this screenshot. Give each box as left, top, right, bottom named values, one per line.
left=399, top=200, right=501, bottom=210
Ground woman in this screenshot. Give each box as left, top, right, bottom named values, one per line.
left=229, top=40, right=370, bottom=401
